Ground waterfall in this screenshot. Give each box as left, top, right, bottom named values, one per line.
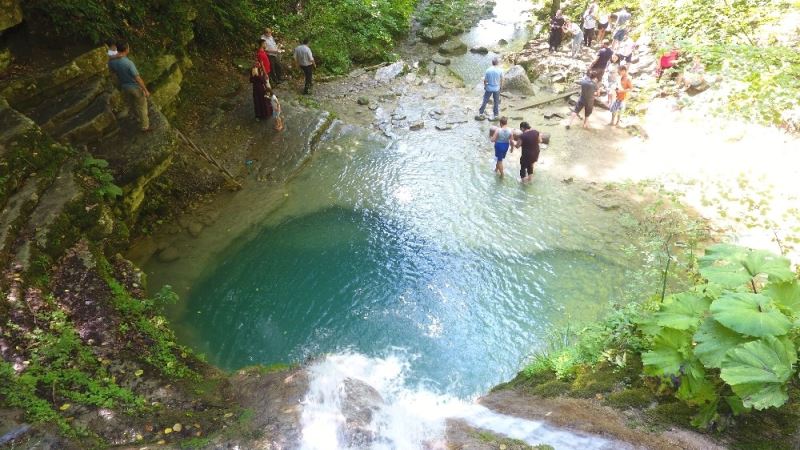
left=299, top=352, right=617, bottom=450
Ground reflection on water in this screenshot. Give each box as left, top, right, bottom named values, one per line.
left=172, top=126, right=638, bottom=397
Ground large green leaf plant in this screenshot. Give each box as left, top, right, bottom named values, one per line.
left=640, top=244, right=800, bottom=427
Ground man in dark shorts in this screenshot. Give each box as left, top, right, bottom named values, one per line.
left=589, top=40, right=614, bottom=78
left=566, top=72, right=598, bottom=129
left=515, top=122, right=542, bottom=182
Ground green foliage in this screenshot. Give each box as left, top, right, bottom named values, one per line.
left=417, top=0, right=494, bottom=37
left=0, top=309, right=144, bottom=435
left=81, top=157, right=123, bottom=200
left=641, top=0, right=800, bottom=126
left=640, top=245, right=800, bottom=426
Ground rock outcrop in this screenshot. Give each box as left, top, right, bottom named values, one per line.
left=503, top=65, right=535, bottom=95
left=0, top=0, right=22, bottom=32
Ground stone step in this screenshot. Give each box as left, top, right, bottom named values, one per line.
left=50, top=92, right=118, bottom=144
left=26, top=75, right=108, bottom=132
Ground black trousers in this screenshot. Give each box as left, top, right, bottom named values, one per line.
left=583, top=27, right=596, bottom=46
left=301, top=64, right=313, bottom=94
left=268, top=55, right=283, bottom=84
left=520, top=158, right=534, bottom=178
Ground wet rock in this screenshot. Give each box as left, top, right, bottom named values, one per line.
left=439, top=39, right=468, bottom=56
left=474, top=114, right=487, bottom=121
left=368, top=104, right=379, bottom=111
left=503, top=65, right=535, bottom=95
left=435, top=123, right=453, bottom=131
left=157, top=246, right=181, bottom=263
left=186, top=221, right=203, bottom=238
left=409, top=120, right=425, bottom=131
left=374, top=61, right=406, bottom=81
left=498, top=39, right=509, bottom=46
left=470, top=46, right=489, bottom=54
left=0, top=0, right=23, bottom=32
left=420, top=26, right=448, bottom=44
left=341, top=378, right=384, bottom=447
left=357, top=96, right=370, bottom=106
left=431, top=55, right=451, bottom=66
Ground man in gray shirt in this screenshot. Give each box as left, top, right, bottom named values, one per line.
left=294, top=38, right=315, bottom=95
left=108, top=42, right=151, bottom=131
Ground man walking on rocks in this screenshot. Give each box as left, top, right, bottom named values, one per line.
left=294, top=38, right=316, bottom=95
left=478, top=57, right=504, bottom=120
left=108, top=42, right=151, bottom=132
left=589, top=40, right=614, bottom=78
left=582, top=1, right=598, bottom=47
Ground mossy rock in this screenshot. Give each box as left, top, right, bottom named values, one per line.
left=420, top=26, right=448, bottom=44
left=531, top=380, right=571, bottom=398
left=569, top=364, right=623, bottom=398
left=473, top=430, right=554, bottom=449
left=644, top=401, right=695, bottom=429
left=0, top=0, right=23, bottom=32
left=605, top=388, right=654, bottom=409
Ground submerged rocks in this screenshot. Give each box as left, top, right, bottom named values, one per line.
left=409, top=120, right=425, bottom=131
left=503, top=65, right=535, bottom=95
left=431, top=55, right=451, bottom=66
left=470, top=46, right=489, bottom=54
left=439, top=39, right=468, bottom=56
left=420, top=26, right=448, bottom=44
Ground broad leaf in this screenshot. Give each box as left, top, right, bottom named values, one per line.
left=724, top=395, right=751, bottom=416
left=654, top=293, right=711, bottom=331
left=693, top=318, right=750, bottom=368
left=699, top=244, right=794, bottom=288
left=720, top=336, right=796, bottom=410
left=763, top=280, right=800, bottom=315
left=677, top=359, right=718, bottom=406
left=710, top=293, right=791, bottom=337
left=642, top=328, right=693, bottom=376
left=691, top=398, right=720, bottom=428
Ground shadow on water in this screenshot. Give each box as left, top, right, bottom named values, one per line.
left=175, top=205, right=631, bottom=397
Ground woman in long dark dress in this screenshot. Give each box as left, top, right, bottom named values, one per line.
left=548, top=9, right=566, bottom=52
left=250, top=66, right=272, bottom=120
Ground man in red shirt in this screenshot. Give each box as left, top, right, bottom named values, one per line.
left=610, top=66, right=632, bottom=126
left=257, top=39, right=272, bottom=80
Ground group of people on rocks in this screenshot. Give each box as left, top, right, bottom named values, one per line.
left=250, top=28, right=318, bottom=130
left=548, top=4, right=638, bottom=130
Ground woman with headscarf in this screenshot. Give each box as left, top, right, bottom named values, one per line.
left=548, top=9, right=567, bottom=52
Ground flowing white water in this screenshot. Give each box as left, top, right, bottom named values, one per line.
left=300, top=353, right=618, bottom=450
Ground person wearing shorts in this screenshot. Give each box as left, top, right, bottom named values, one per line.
left=610, top=66, right=632, bottom=126
left=491, top=116, right=514, bottom=177
left=515, top=122, right=542, bottom=182
left=566, top=72, right=598, bottom=129
left=597, top=13, right=609, bottom=43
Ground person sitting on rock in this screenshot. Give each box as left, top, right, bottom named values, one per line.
left=108, top=42, right=151, bottom=132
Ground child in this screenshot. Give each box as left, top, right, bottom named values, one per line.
left=604, top=54, right=621, bottom=106
left=268, top=88, right=284, bottom=131
left=610, top=66, right=632, bottom=127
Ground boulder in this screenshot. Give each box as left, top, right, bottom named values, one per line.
left=340, top=378, right=384, bottom=448
left=419, top=26, right=448, bottom=44
left=431, top=55, right=451, bottom=66
left=503, top=65, right=535, bottom=95
left=151, top=65, right=184, bottom=111
left=0, top=0, right=23, bottom=32
left=357, top=96, right=370, bottom=106
left=439, top=39, right=468, bottom=56
left=498, top=39, right=509, bottom=46
left=470, top=46, right=489, bottom=54
left=374, top=61, right=406, bottom=81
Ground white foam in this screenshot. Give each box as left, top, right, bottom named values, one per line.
left=299, top=352, right=616, bottom=450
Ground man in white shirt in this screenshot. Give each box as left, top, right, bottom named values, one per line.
left=260, top=28, right=284, bottom=85
left=294, top=38, right=316, bottom=95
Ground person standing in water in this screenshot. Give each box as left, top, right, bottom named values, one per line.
left=491, top=116, right=513, bottom=176
left=515, top=122, right=542, bottom=182
left=478, top=57, right=504, bottom=120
